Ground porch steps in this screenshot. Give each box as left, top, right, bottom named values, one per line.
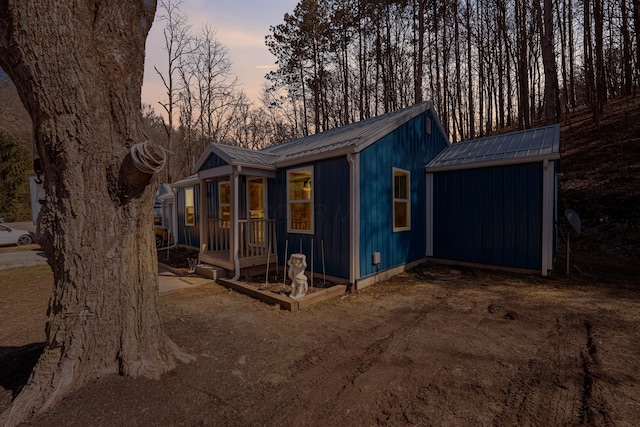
left=195, top=264, right=228, bottom=281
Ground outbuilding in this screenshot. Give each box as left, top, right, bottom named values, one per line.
left=425, top=125, right=561, bottom=275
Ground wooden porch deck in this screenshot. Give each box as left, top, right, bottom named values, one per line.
left=199, top=250, right=276, bottom=271
left=200, top=219, right=277, bottom=272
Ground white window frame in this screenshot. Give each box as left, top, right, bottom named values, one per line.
left=184, top=187, right=195, bottom=226
left=287, top=166, right=314, bottom=234
left=392, top=167, right=411, bottom=232
left=218, top=181, right=231, bottom=228
left=246, top=177, right=267, bottom=220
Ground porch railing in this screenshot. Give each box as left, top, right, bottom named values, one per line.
left=208, top=219, right=276, bottom=258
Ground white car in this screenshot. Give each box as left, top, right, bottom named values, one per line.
left=0, top=224, right=34, bottom=246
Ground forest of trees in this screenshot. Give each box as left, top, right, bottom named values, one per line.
left=265, top=0, right=640, bottom=140
left=150, top=0, right=639, bottom=181
left=2, top=0, right=639, bottom=190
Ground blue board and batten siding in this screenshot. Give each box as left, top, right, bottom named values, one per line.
left=359, top=111, right=449, bottom=278
left=270, top=156, right=351, bottom=279
left=431, top=163, right=544, bottom=270
left=176, top=183, right=201, bottom=249
left=201, top=152, right=228, bottom=169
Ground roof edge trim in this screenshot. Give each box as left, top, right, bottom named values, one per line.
left=426, top=153, right=561, bottom=173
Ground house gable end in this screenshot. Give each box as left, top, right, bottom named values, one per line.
left=199, top=152, right=229, bottom=171
left=358, top=109, right=449, bottom=279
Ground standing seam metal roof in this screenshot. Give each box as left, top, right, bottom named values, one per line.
left=194, top=102, right=445, bottom=172
left=425, top=124, right=560, bottom=171
left=211, top=144, right=279, bottom=167
left=261, top=102, right=439, bottom=164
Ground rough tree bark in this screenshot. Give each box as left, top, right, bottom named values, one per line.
left=0, top=2, right=191, bottom=425
left=537, top=0, right=560, bottom=124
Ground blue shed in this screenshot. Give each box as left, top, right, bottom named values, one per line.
left=172, top=102, right=449, bottom=288
left=425, top=125, right=561, bottom=275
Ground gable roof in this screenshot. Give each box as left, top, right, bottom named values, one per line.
left=426, top=124, right=560, bottom=172
left=261, top=101, right=446, bottom=165
left=194, top=101, right=447, bottom=172
left=210, top=144, right=279, bottom=168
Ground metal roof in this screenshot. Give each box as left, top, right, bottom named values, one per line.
left=426, top=124, right=560, bottom=172
left=171, top=174, right=199, bottom=188
left=192, top=102, right=447, bottom=173
left=211, top=144, right=279, bottom=168
left=262, top=101, right=444, bottom=165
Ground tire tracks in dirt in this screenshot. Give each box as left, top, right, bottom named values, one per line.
left=495, top=314, right=614, bottom=426
left=246, top=293, right=451, bottom=426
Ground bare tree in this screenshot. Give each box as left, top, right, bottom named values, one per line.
left=190, top=24, right=241, bottom=143
left=0, top=2, right=191, bottom=425
left=155, top=0, right=191, bottom=182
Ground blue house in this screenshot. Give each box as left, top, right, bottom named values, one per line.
left=171, top=102, right=560, bottom=288
left=172, top=102, right=448, bottom=287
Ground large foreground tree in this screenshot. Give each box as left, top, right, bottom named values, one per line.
left=0, top=2, right=190, bottom=425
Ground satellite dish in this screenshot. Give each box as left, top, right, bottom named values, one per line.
left=565, top=209, right=581, bottom=234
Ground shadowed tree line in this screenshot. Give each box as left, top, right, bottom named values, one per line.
left=265, top=0, right=640, bottom=140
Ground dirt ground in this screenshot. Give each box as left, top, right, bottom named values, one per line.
left=1, top=255, right=639, bottom=426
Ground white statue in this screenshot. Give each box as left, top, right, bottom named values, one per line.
left=288, top=253, right=308, bottom=299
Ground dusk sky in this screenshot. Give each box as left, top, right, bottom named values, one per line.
left=142, top=0, right=299, bottom=115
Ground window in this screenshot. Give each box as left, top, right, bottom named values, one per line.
left=219, top=182, right=230, bottom=228
left=185, top=187, right=195, bottom=226
left=287, top=168, right=313, bottom=233
left=393, top=168, right=410, bottom=231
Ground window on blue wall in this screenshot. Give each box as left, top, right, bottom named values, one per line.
left=287, top=167, right=313, bottom=233
left=393, top=168, right=410, bottom=231
left=185, top=187, right=195, bottom=226
left=219, top=182, right=230, bottom=228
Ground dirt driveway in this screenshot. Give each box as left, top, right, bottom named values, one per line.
left=1, top=264, right=639, bottom=426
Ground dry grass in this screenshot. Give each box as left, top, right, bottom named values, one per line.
left=0, top=244, right=40, bottom=254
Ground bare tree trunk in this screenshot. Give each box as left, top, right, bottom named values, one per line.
left=441, top=5, right=449, bottom=132
left=568, top=0, right=577, bottom=107
left=584, top=0, right=599, bottom=125
left=454, top=0, right=463, bottom=139
left=497, top=0, right=506, bottom=129
left=593, top=0, right=606, bottom=112
left=555, top=0, right=570, bottom=116
left=0, top=2, right=191, bottom=425
left=466, top=0, right=475, bottom=139
left=617, top=0, right=632, bottom=97
left=358, top=1, right=366, bottom=120
left=516, top=0, right=531, bottom=129
left=537, top=0, right=560, bottom=124
left=414, top=0, right=425, bottom=104
left=477, top=0, right=485, bottom=136
left=634, top=0, right=640, bottom=95
left=434, top=1, right=442, bottom=117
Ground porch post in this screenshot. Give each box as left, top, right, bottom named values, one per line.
left=348, top=152, right=360, bottom=285
left=426, top=172, right=434, bottom=257
left=231, top=167, right=241, bottom=278
left=199, top=178, right=207, bottom=254
left=541, top=159, right=553, bottom=276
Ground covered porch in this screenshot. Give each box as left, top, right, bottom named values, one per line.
left=194, top=145, right=279, bottom=276
left=199, top=218, right=277, bottom=271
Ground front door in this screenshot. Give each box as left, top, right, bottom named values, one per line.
left=247, top=177, right=266, bottom=245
